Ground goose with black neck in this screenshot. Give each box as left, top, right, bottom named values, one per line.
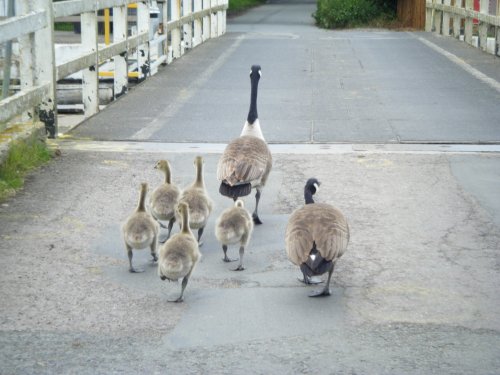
left=217, top=65, right=272, bottom=225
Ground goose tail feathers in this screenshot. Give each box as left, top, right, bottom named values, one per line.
left=219, top=182, right=252, bottom=199
left=300, top=247, right=332, bottom=276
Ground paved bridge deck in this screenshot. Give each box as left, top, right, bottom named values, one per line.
left=1, top=0, right=500, bottom=373
left=69, top=0, right=500, bottom=144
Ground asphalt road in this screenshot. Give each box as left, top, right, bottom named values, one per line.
left=69, top=1, right=500, bottom=144
left=1, top=0, right=500, bottom=373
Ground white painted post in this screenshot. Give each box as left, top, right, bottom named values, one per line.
left=17, top=0, right=35, bottom=122
left=479, top=0, right=489, bottom=50
left=453, top=0, right=461, bottom=38
left=443, top=0, right=451, bottom=35
left=81, top=9, right=99, bottom=118
left=497, top=2, right=500, bottom=55
left=34, top=0, right=58, bottom=137
left=113, top=5, right=128, bottom=99
left=202, top=0, right=210, bottom=41
left=193, top=0, right=202, bottom=47
left=434, top=0, right=443, bottom=34
left=222, top=0, right=227, bottom=34
left=182, top=0, right=192, bottom=49
left=137, top=2, right=150, bottom=79
left=210, top=0, right=217, bottom=38
left=171, top=0, right=181, bottom=58
left=217, top=0, right=223, bottom=36
left=465, top=0, right=473, bottom=44
left=426, top=0, right=434, bottom=32
left=160, top=0, right=169, bottom=61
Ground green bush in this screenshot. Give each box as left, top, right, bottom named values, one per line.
left=314, top=0, right=390, bottom=29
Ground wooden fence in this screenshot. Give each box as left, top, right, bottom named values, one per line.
left=426, top=0, right=500, bottom=54
left=397, top=0, right=426, bottom=29
left=0, top=0, right=228, bottom=138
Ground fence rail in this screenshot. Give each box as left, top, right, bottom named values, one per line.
left=0, top=0, right=228, bottom=137
left=426, top=0, right=500, bottom=54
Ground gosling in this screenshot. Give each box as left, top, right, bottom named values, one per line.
left=215, top=199, right=254, bottom=271
left=122, top=182, right=159, bottom=273
left=176, top=156, right=213, bottom=246
left=158, top=202, right=201, bottom=302
left=150, top=159, right=180, bottom=242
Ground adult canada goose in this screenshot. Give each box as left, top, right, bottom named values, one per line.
left=215, top=199, right=254, bottom=271
left=176, top=156, right=213, bottom=246
left=150, top=159, right=180, bottom=242
left=122, top=182, right=160, bottom=273
left=285, top=178, right=350, bottom=297
left=158, top=202, right=201, bottom=302
left=217, top=64, right=272, bottom=225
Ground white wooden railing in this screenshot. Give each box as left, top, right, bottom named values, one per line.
left=426, top=0, right=500, bottom=55
left=0, top=0, right=228, bottom=137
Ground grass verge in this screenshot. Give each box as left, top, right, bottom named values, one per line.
left=228, top=0, right=267, bottom=15
left=0, top=135, right=53, bottom=202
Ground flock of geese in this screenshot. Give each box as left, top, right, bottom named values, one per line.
left=122, top=65, right=350, bottom=302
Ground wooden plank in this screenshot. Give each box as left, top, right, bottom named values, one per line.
left=97, top=0, right=140, bottom=9
left=0, top=85, right=50, bottom=123
left=0, top=10, right=47, bottom=44
left=113, top=5, right=128, bottom=99
left=465, top=0, right=473, bottom=44
left=183, top=0, right=193, bottom=49
left=53, top=0, right=95, bottom=18
left=430, top=3, right=500, bottom=26
left=99, top=33, right=149, bottom=61
left=171, top=0, right=181, bottom=59
left=479, top=0, right=489, bottom=50
left=453, top=0, right=461, bottom=37
left=17, top=0, right=36, bottom=122
left=203, top=0, right=210, bottom=42
left=161, top=0, right=169, bottom=61
left=193, top=0, right=202, bottom=47
left=81, top=11, right=100, bottom=117
left=434, top=0, right=443, bottom=33
left=136, top=2, right=150, bottom=79
left=34, top=0, right=58, bottom=137
left=218, top=0, right=225, bottom=35
left=418, top=0, right=426, bottom=28
left=211, top=0, right=217, bottom=38
left=426, top=0, right=434, bottom=31
left=53, top=0, right=138, bottom=18
left=443, top=0, right=452, bottom=35
left=397, top=0, right=426, bottom=29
